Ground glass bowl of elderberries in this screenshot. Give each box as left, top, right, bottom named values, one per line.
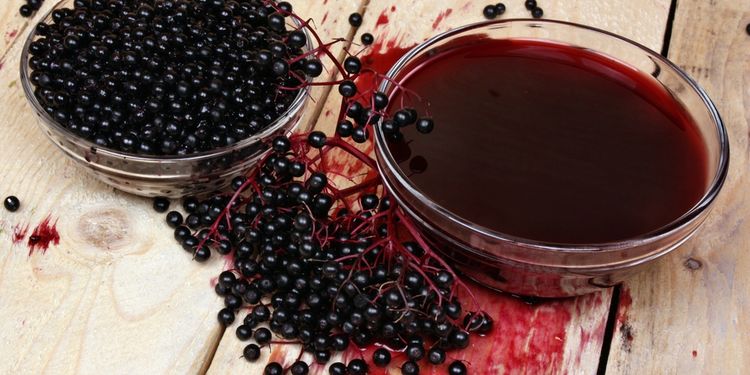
left=21, top=0, right=317, bottom=197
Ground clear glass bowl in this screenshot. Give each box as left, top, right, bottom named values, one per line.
left=20, top=0, right=312, bottom=197
left=374, top=20, right=730, bottom=297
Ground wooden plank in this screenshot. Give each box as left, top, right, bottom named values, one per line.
left=606, top=1, right=750, bottom=374
left=0, top=1, right=357, bottom=374
left=205, top=0, right=366, bottom=373
left=205, top=1, right=671, bottom=374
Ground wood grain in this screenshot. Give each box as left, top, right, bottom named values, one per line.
left=605, top=1, right=750, bottom=374
left=0, top=0, right=357, bottom=374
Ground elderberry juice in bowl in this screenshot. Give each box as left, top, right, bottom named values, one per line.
left=20, top=0, right=312, bottom=197
left=374, top=20, right=729, bottom=297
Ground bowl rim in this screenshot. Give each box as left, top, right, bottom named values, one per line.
left=20, top=0, right=312, bottom=163
left=373, top=18, right=730, bottom=252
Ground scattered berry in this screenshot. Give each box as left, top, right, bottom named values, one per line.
left=4, top=196, right=20, bottom=212
left=483, top=5, right=498, bottom=19
left=532, top=7, right=544, bottom=18
left=19, top=4, right=33, bottom=17
left=243, top=344, right=261, bottom=362
left=349, top=12, right=363, bottom=27
left=361, top=32, right=375, bottom=45
left=448, top=360, right=468, bottom=375
left=153, top=197, right=170, bottom=213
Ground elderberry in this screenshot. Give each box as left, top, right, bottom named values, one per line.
left=4, top=196, right=20, bottom=212
left=361, top=33, right=375, bottom=45
left=348, top=12, right=363, bottom=27
left=448, top=360, right=468, bottom=375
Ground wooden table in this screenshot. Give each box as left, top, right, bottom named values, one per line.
left=0, top=0, right=747, bottom=373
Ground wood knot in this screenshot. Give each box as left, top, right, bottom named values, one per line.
left=77, top=208, right=130, bottom=250
left=684, top=257, right=703, bottom=271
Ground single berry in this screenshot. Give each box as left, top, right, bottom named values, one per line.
left=339, top=80, right=357, bottom=98
left=496, top=3, right=506, bottom=14
left=448, top=360, right=468, bottom=375
left=329, top=362, right=347, bottom=375
left=401, top=360, right=420, bottom=375
left=236, top=324, right=253, bottom=341
left=347, top=358, right=368, bottom=375
left=483, top=5, right=497, bottom=19
left=349, top=12, right=363, bottom=27
left=153, top=197, right=170, bottom=212
left=264, top=362, right=283, bottom=375
left=165, top=211, right=183, bottom=228
left=217, top=308, right=235, bottom=326
left=4, top=196, right=20, bottom=212
left=243, top=343, right=261, bottom=361
left=525, top=0, right=537, bottom=10
left=194, top=246, right=211, bottom=262
left=532, top=7, right=544, bottom=18
left=19, top=5, right=33, bottom=17
left=406, top=343, right=425, bottom=361
left=428, top=347, right=446, bottom=364
left=290, top=361, right=309, bottom=375
left=344, top=56, right=362, bottom=74
left=307, top=131, right=327, bottom=148
left=361, top=33, right=374, bottom=45
left=254, top=327, right=272, bottom=345
left=416, top=118, right=434, bottom=134
left=372, top=348, right=391, bottom=367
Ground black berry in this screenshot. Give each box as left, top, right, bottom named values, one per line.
left=483, top=5, right=497, bottom=19
left=348, top=13, right=363, bottom=27
left=153, top=197, right=170, bottom=213
left=361, top=33, right=374, bottom=45
left=4, top=196, right=20, bottom=212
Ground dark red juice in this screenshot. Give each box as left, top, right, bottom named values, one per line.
left=388, top=39, right=708, bottom=244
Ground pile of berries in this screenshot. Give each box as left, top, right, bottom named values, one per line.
left=26, top=0, right=315, bottom=155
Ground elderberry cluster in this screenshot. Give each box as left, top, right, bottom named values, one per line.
left=19, top=0, right=44, bottom=17
left=27, top=0, right=318, bottom=155
left=163, top=132, right=491, bottom=373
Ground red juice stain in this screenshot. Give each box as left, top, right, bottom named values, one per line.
left=431, top=8, right=453, bottom=29
left=27, top=215, right=60, bottom=255
left=12, top=223, right=29, bottom=244
left=321, top=12, right=328, bottom=25
left=6, top=29, right=18, bottom=40
left=375, top=10, right=389, bottom=27
left=617, top=287, right=633, bottom=323
left=388, top=38, right=708, bottom=244
left=692, top=350, right=698, bottom=358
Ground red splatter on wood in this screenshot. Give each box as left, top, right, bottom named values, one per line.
left=325, top=109, right=332, bottom=117
left=321, top=12, right=328, bottom=25
left=376, top=10, right=389, bottom=27
left=617, top=287, right=633, bottom=323
left=6, top=29, right=18, bottom=40
left=12, top=223, right=29, bottom=244
left=692, top=350, right=698, bottom=358
left=27, top=215, right=60, bottom=255
left=391, top=5, right=396, bottom=12
left=432, top=9, right=453, bottom=30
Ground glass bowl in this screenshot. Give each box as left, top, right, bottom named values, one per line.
left=374, top=19, right=730, bottom=298
left=20, top=0, right=312, bottom=197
